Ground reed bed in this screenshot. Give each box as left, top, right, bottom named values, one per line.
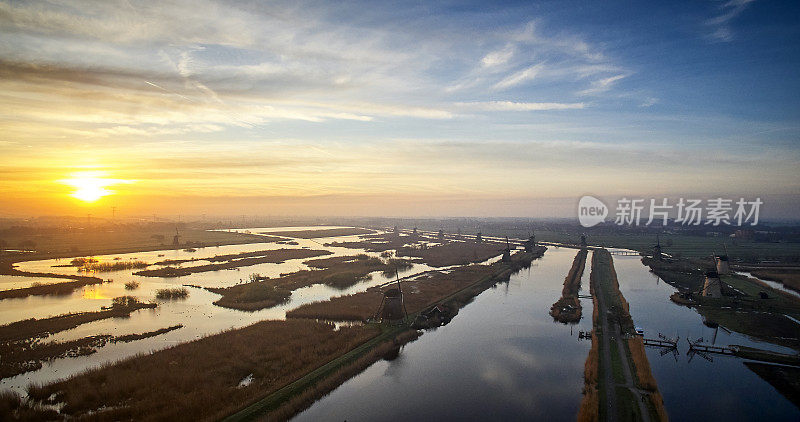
left=263, top=228, right=374, bottom=238
left=135, top=249, right=331, bottom=277
left=81, top=260, right=149, bottom=272
left=550, top=249, right=588, bottom=323
left=24, top=320, right=379, bottom=421
left=0, top=298, right=155, bottom=342
left=209, top=256, right=413, bottom=311
left=124, top=280, right=140, bottom=290
left=288, top=249, right=544, bottom=321
left=209, top=284, right=290, bottom=311
left=627, top=337, right=659, bottom=391
left=750, top=270, right=800, bottom=292
left=155, top=287, right=189, bottom=300
left=266, top=329, right=420, bottom=421
left=112, top=325, right=183, bottom=343
left=396, top=241, right=506, bottom=267
left=577, top=332, right=600, bottom=422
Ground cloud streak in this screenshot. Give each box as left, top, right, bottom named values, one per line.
left=705, top=0, right=757, bottom=42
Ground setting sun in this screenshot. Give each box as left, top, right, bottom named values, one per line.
left=61, top=172, right=130, bottom=203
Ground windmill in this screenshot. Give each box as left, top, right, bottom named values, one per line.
left=524, top=230, right=536, bottom=252
left=502, top=236, right=512, bottom=262
left=374, top=266, right=408, bottom=324
left=701, top=263, right=723, bottom=298
left=652, top=234, right=663, bottom=260
left=714, top=245, right=730, bottom=274
left=172, top=228, right=181, bottom=246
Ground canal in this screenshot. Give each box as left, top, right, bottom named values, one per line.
left=295, top=248, right=799, bottom=421
left=295, top=247, right=595, bottom=421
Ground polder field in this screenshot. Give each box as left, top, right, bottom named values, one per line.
left=361, top=218, right=800, bottom=263
left=538, top=231, right=800, bottom=260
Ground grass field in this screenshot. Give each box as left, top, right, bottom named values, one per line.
left=534, top=230, right=800, bottom=262
left=0, top=228, right=281, bottom=260
left=262, top=228, right=374, bottom=238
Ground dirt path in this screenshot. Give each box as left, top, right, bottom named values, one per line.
left=595, top=271, right=618, bottom=421
left=612, top=324, right=651, bottom=422
left=594, top=252, right=651, bottom=422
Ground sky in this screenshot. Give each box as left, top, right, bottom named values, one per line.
left=1, top=0, right=799, bottom=218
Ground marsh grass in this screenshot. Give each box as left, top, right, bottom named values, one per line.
left=209, top=256, right=413, bottom=311
left=81, top=260, right=149, bottom=272
left=155, top=288, right=189, bottom=300
left=578, top=331, right=600, bottom=422
left=135, top=249, right=331, bottom=277
left=24, top=320, right=379, bottom=421
left=550, top=249, right=588, bottom=323
left=288, top=250, right=544, bottom=321
left=210, top=283, right=290, bottom=311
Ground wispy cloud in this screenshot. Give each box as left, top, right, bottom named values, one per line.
left=455, top=101, right=585, bottom=112
left=481, top=46, right=515, bottom=68
left=493, top=64, right=545, bottom=90
left=577, top=74, right=628, bottom=96
left=705, top=0, right=757, bottom=42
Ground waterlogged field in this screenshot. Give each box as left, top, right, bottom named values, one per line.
left=1, top=228, right=798, bottom=421
left=0, top=227, right=448, bottom=394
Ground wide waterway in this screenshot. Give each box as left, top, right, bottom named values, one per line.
left=295, top=248, right=799, bottom=421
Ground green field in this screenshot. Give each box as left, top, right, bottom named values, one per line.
left=534, top=230, right=800, bottom=261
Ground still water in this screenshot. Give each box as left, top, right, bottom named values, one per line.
left=295, top=247, right=595, bottom=421
left=295, top=250, right=799, bottom=421
left=614, top=256, right=799, bottom=421
left=0, top=229, right=441, bottom=393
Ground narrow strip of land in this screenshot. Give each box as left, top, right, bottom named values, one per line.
left=550, top=248, right=588, bottom=323
left=580, top=249, right=667, bottom=422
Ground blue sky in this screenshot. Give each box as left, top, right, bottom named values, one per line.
left=0, top=0, right=798, bottom=217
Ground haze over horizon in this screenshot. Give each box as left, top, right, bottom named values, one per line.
left=1, top=0, right=799, bottom=218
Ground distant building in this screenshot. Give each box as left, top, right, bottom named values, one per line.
left=378, top=288, right=405, bottom=322
left=715, top=255, right=730, bottom=275
left=524, top=232, right=536, bottom=252
left=701, top=271, right=723, bottom=298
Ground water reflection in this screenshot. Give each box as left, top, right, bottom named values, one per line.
left=294, top=247, right=593, bottom=422
left=613, top=255, right=799, bottom=421
left=0, top=229, right=441, bottom=393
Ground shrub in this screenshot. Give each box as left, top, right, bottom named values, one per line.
left=155, top=288, right=189, bottom=300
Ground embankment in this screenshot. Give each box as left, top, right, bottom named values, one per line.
left=287, top=247, right=546, bottom=322
left=580, top=249, right=668, bottom=421
left=550, top=248, right=588, bottom=323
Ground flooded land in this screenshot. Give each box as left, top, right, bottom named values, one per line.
left=0, top=226, right=798, bottom=421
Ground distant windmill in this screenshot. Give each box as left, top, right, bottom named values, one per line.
left=524, top=230, right=536, bottom=252
left=714, top=246, right=731, bottom=275
left=652, top=235, right=663, bottom=260
left=502, top=236, right=511, bottom=262
left=701, top=263, right=723, bottom=298
left=172, top=228, right=181, bottom=246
